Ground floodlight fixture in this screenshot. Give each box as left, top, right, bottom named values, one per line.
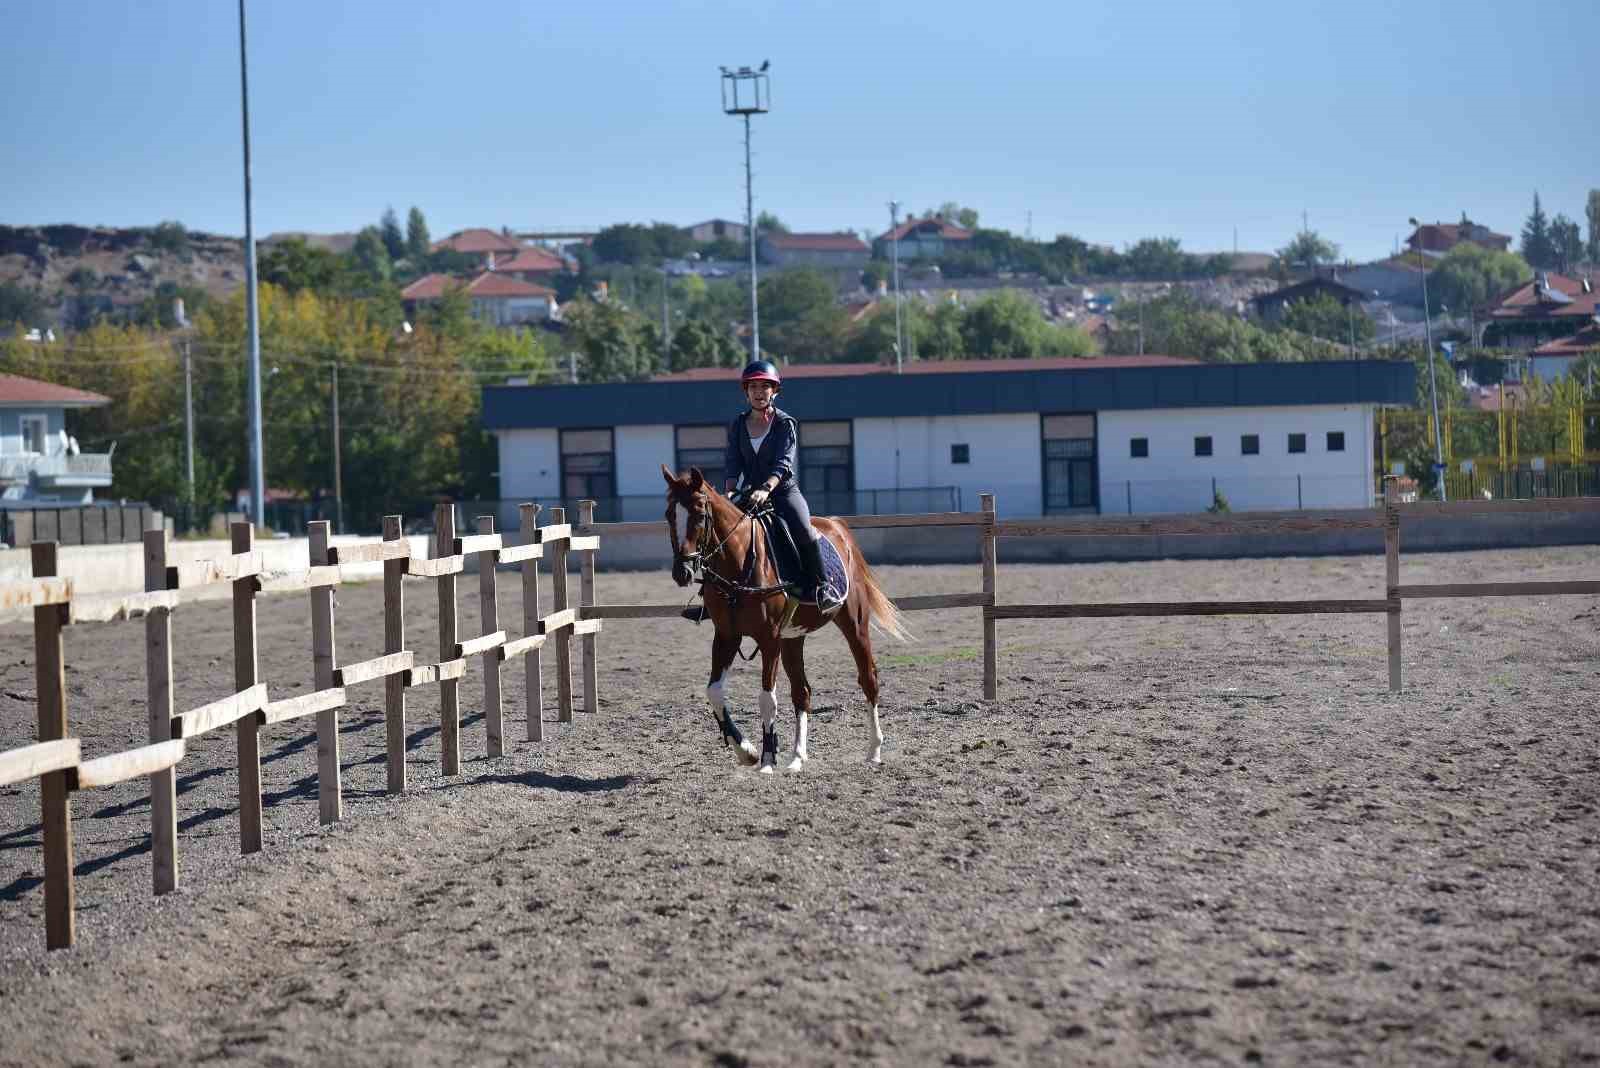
left=721, top=63, right=771, bottom=359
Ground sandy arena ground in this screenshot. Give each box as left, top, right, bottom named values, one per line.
left=1, top=546, right=1597, bottom=1066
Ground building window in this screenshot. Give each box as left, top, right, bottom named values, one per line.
left=675, top=425, right=725, bottom=483
left=1288, top=432, right=1307, bottom=454
left=1130, top=437, right=1148, bottom=458
left=20, top=414, right=47, bottom=454
left=1042, top=413, right=1097, bottom=513
left=950, top=443, right=970, bottom=465
left=559, top=428, right=615, bottom=518
left=1194, top=435, right=1213, bottom=457
left=799, top=421, right=853, bottom=515
left=1327, top=431, right=1345, bottom=452
left=1241, top=434, right=1260, bottom=456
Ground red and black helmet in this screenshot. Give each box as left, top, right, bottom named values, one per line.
left=740, top=359, right=781, bottom=389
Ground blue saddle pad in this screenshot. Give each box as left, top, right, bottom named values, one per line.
left=755, top=514, right=849, bottom=606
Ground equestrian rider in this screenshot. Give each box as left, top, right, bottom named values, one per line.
left=684, top=359, right=843, bottom=620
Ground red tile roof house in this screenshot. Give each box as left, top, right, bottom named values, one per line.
left=492, top=246, right=569, bottom=284
left=1528, top=322, right=1600, bottom=381
left=1405, top=219, right=1512, bottom=257
left=431, top=228, right=524, bottom=269
left=401, top=272, right=559, bottom=326
left=1481, top=271, right=1600, bottom=351
left=0, top=372, right=113, bottom=502
left=757, top=232, right=871, bottom=271
left=873, top=216, right=976, bottom=260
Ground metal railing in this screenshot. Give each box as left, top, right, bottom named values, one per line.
left=1, top=502, right=156, bottom=548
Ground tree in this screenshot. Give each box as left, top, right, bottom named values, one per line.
left=260, top=237, right=359, bottom=294
left=148, top=221, right=189, bottom=255
left=757, top=269, right=848, bottom=361
left=379, top=207, right=406, bottom=261
left=350, top=226, right=393, bottom=284
left=1587, top=189, right=1600, bottom=266
left=668, top=316, right=742, bottom=371
left=1103, top=292, right=1346, bottom=363
left=931, top=202, right=980, bottom=229
left=1276, top=230, right=1340, bottom=269
left=1428, top=243, right=1530, bottom=316
left=0, top=281, right=45, bottom=326
left=1278, top=293, right=1374, bottom=347
left=562, top=298, right=662, bottom=382
left=958, top=290, right=1093, bottom=358
left=755, top=211, right=788, bottom=234
left=405, top=206, right=431, bottom=264
left=1520, top=191, right=1556, bottom=269
left=1550, top=213, right=1584, bottom=274
left=590, top=222, right=692, bottom=265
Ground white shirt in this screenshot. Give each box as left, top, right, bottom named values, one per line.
left=748, top=428, right=769, bottom=453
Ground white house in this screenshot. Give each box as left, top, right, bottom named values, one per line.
left=0, top=372, right=114, bottom=503
left=481, top=357, right=1414, bottom=520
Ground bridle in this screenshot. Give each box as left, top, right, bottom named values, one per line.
left=666, top=489, right=787, bottom=598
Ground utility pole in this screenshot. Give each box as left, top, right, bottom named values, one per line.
left=889, top=200, right=904, bottom=373
left=175, top=299, right=195, bottom=516
left=721, top=64, right=770, bottom=362
left=660, top=270, right=670, bottom=367
left=331, top=362, right=343, bottom=534
left=238, top=0, right=266, bottom=528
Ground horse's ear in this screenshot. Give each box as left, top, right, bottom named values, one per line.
left=688, top=467, right=705, bottom=492
left=661, top=463, right=677, bottom=487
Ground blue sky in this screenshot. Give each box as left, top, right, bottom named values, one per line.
left=3, top=0, right=1594, bottom=263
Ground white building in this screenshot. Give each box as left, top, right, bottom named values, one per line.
left=482, top=357, right=1414, bottom=520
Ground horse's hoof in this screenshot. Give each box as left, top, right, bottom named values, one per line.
left=785, top=756, right=805, bottom=773
left=735, top=741, right=760, bottom=766
left=866, top=749, right=883, bottom=765
left=758, top=764, right=776, bottom=775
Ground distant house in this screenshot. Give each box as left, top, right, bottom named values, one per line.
left=1405, top=218, right=1512, bottom=257
left=873, top=216, right=975, bottom=261
left=683, top=219, right=748, bottom=245
left=431, top=228, right=524, bottom=269
left=1337, top=257, right=1429, bottom=307
left=401, top=272, right=558, bottom=326
left=1528, top=323, right=1600, bottom=381
left=1249, top=277, right=1369, bottom=323
left=759, top=232, right=871, bottom=271
left=0, top=372, right=113, bottom=503
left=1482, top=272, right=1600, bottom=351
left=493, top=246, right=569, bottom=284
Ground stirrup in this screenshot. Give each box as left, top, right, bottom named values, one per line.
left=680, top=604, right=705, bottom=624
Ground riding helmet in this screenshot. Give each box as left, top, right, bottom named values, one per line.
left=740, top=359, right=781, bottom=388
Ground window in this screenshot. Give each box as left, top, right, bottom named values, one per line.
left=1194, top=435, right=1213, bottom=457
left=1130, top=437, right=1149, bottom=458
left=950, top=443, right=970, bottom=464
left=559, top=428, right=615, bottom=515
left=1326, top=431, right=1345, bottom=452
left=1288, top=433, right=1306, bottom=454
left=675, top=425, right=725, bottom=483
left=20, top=414, right=47, bottom=454
left=1241, top=434, right=1260, bottom=456
left=799, top=421, right=853, bottom=515
left=1042, top=414, right=1097, bottom=513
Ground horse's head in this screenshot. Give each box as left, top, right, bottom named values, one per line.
left=662, top=464, right=710, bottom=587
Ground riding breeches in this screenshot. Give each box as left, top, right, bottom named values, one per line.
left=770, top=482, right=821, bottom=548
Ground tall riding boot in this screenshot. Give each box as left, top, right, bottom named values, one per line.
left=799, top=538, right=841, bottom=612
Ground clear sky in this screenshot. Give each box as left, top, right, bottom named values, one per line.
left=3, top=0, right=1594, bottom=263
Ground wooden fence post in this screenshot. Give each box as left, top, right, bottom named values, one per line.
left=231, top=521, right=264, bottom=854
left=143, top=529, right=177, bottom=895
left=1384, top=478, right=1403, bottom=693
left=980, top=493, right=998, bottom=701
left=435, top=503, right=461, bottom=775
left=382, top=515, right=407, bottom=794
left=478, top=515, right=504, bottom=757
left=549, top=506, right=574, bottom=723
left=577, top=499, right=599, bottom=716
left=32, top=542, right=75, bottom=949
left=308, top=521, right=341, bottom=824
left=519, top=504, right=544, bottom=742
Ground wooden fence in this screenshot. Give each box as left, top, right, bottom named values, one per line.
left=5, top=487, right=1598, bottom=951
left=0, top=502, right=602, bottom=950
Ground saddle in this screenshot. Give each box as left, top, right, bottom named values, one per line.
left=751, top=507, right=848, bottom=614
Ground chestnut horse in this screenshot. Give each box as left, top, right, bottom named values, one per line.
left=662, top=465, right=909, bottom=771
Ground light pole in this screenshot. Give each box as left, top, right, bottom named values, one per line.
left=888, top=200, right=904, bottom=373
left=238, top=0, right=266, bottom=526
left=721, top=63, right=770, bottom=362
left=1411, top=217, right=1447, bottom=501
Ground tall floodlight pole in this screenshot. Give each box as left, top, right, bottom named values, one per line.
left=721, top=63, right=770, bottom=361
left=1410, top=217, right=1447, bottom=502
left=888, top=200, right=904, bottom=373
left=239, top=0, right=266, bottom=526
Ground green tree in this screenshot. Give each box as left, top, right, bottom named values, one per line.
left=562, top=298, right=662, bottom=382
left=757, top=269, right=848, bottom=361
left=958, top=290, right=1093, bottom=358
left=148, top=220, right=189, bottom=255
left=668, top=316, right=742, bottom=371
left=1278, top=292, right=1374, bottom=347
left=405, top=206, right=431, bottom=265
left=260, top=237, right=359, bottom=294
left=1104, top=292, right=1346, bottom=363
left=1276, top=229, right=1340, bottom=268
left=930, top=202, right=980, bottom=228
left=1428, top=243, right=1530, bottom=315
left=1520, top=191, right=1556, bottom=269
left=0, top=281, right=45, bottom=326
left=350, top=226, right=393, bottom=284
left=1550, top=214, right=1583, bottom=274
left=861, top=259, right=892, bottom=293
left=1587, top=189, right=1600, bottom=266
left=379, top=207, right=406, bottom=261
left=755, top=211, right=788, bottom=234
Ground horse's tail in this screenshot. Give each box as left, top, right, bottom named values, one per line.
left=856, top=557, right=912, bottom=643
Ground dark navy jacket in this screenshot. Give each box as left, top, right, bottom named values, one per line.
left=723, top=406, right=799, bottom=490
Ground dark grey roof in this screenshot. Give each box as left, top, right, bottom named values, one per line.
left=481, top=360, right=1416, bottom=430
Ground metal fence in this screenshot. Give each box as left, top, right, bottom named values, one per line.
left=1103, top=475, right=1373, bottom=515
left=1441, top=461, right=1600, bottom=502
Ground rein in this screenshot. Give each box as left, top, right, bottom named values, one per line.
left=677, top=496, right=790, bottom=599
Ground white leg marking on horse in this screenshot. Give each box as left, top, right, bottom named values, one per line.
left=866, top=702, right=883, bottom=765
left=786, top=708, right=809, bottom=772
left=708, top=674, right=758, bottom=766
left=758, top=689, right=779, bottom=774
